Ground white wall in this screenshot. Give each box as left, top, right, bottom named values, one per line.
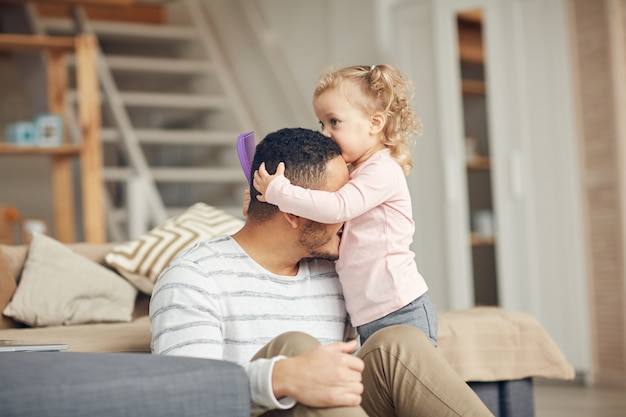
left=512, top=0, right=590, bottom=376
left=202, top=0, right=380, bottom=136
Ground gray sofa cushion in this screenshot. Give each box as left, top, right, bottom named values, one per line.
left=0, top=352, right=250, bottom=417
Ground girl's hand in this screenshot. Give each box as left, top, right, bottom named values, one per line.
left=253, top=162, right=285, bottom=202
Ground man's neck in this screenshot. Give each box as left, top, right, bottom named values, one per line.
left=231, top=224, right=301, bottom=276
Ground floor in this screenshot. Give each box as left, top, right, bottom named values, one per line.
left=534, top=383, right=626, bottom=417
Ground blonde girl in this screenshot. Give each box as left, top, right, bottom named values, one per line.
left=254, top=64, right=437, bottom=345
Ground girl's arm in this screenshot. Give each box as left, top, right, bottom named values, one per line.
left=256, top=158, right=401, bottom=223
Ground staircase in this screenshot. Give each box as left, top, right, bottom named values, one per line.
left=28, top=0, right=258, bottom=240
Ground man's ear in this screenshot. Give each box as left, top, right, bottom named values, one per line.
left=282, top=212, right=300, bottom=229
left=370, top=112, right=386, bottom=134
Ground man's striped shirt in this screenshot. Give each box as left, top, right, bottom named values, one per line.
left=149, top=236, right=348, bottom=409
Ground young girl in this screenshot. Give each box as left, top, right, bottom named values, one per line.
left=254, top=64, right=437, bottom=345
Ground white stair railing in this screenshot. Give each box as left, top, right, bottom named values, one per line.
left=72, top=6, right=168, bottom=229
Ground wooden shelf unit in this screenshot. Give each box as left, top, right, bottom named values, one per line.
left=457, top=9, right=500, bottom=306
left=0, top=33, right=105, bottom=243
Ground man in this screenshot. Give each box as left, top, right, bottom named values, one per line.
left=150, top=128, right=493, bottom=417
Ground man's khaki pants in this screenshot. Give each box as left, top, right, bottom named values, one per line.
left=255, top=325, right=494, bottom=417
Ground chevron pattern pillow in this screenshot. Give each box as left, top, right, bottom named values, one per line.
left=105, top=203, right=244, bottom=294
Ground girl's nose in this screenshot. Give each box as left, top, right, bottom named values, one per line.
left=320, top=127, right=331, bottom=137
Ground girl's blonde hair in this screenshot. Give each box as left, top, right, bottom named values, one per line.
left=313, top=64, right=422, bottom=175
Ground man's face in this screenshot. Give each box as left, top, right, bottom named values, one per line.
left=297, top=155, right=349, bottom=261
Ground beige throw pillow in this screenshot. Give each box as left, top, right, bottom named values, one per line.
left=105, top=203, right=244, bottom=294
left=3, top=233, right=137, bottom=327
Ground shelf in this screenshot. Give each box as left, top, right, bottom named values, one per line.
left=0, top=34, right=75, bottom=53
left=458, top=9, right=483, bottom=24
left=0, top=143, right=81, bottom=156
left=462, top=79, right=486, bottom=95
left=0, top=0, right=133, bottom=6
left=0, top=33, right=104, bottom=244
left=470, top=233, right=496, bottom=246
left=466, top=156, right=491, bottom=170
left=458, top=12, right=484, bottom=64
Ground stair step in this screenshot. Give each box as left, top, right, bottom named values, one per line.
left=103, top=167, right=245, bottom=183
left=69, top=90, right=229, bottom=110
left=122, top=92, right=229, bottom=109
left=41, top=17, right=196, bottom=41
left=101, top=128, right=239, bottom=146
left=68, top=55, right=214, bottom=74
left=106, top=56, right=214, bottom=74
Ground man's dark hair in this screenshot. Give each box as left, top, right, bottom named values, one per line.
left=247, top=127, right=342, bottom=221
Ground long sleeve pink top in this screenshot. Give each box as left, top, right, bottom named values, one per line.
left=264, top=149, right=427, bottom=326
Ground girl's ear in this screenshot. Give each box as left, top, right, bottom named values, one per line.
left=370, top=112, right=386, bottom=134
left=282, top=212, right=300, bottom=228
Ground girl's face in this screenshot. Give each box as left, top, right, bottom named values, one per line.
left=313, top=87, right=385, bottom=167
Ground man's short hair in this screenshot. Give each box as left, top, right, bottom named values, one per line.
left=247, top=128, right=342, bottom=221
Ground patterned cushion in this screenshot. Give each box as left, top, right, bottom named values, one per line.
left=105, top=203, right=244, bottom=294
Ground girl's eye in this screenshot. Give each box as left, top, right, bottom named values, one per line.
left=330, top=119, right=339, bottom=126
left=318, top=121, right=324, bottom=130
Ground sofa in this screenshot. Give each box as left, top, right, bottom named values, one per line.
left=0, top=241, right=152, bottom=353
left=0, top=204, right=576, bottom=416
left=0, top=203, right=245, bottom=353
left=0, top=208, right=250, bottom=417
left=1, top=352, right=250, bottom=417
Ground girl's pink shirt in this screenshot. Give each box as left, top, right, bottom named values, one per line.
left=264, top=148, right=427, bottom=326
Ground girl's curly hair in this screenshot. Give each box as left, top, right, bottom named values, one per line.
left=314, top=64, right=422, bottom=175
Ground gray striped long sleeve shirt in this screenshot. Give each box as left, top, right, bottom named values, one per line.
left=150, top=236, right=348, bottom=411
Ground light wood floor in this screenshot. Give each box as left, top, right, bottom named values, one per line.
left=534, top=384, right=626, bottom=417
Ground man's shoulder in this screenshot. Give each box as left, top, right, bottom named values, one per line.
left=167, top=235, right=245, bottom=273
left=178, top=235, right=232, bottom=257
left=156, top=236, right=245, bottom=287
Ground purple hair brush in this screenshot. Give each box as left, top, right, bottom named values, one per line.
left=237, top=131, right=256, bottom=185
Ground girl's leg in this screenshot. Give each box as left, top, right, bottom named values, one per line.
left=357, top=325, right=494, bottom=417
left=357, top=292, right=438, bottom=345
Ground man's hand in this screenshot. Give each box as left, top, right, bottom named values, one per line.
left=253, top=162, right=285, bottom=203
left=271, top=340, right=364, bottom=408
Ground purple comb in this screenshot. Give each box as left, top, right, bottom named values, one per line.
left=237, top=131, right=256, bottom=185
